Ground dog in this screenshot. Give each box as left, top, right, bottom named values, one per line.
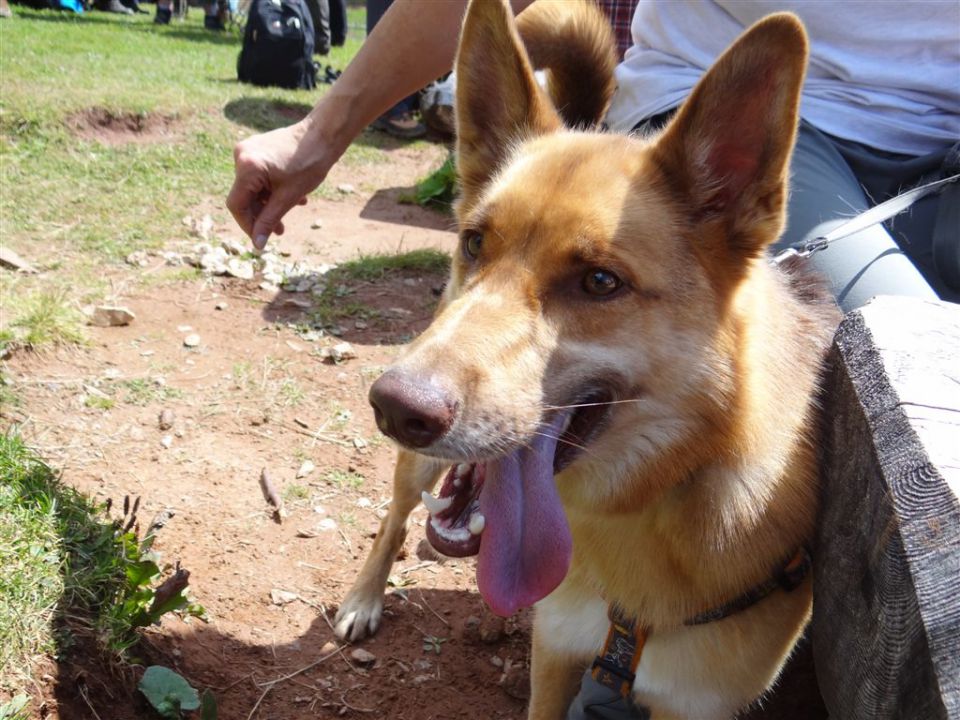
left=333, top=1, right=838, bottom=717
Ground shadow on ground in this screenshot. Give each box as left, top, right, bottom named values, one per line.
left=223, top=97, right=315, bottom=133
left=359, top=188, right=455, bottom=232
left=50, top=587, right=827, bottom=720
left=260, top=258, right=447, bottom=347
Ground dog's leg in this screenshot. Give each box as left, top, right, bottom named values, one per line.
left=333, top=449, right=445, bottom=641
left=528, top=630, right=589, bottom=720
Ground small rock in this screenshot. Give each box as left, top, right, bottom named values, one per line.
left=349, top=648, right=376, bottom=667
left=162, top=251, right=185, bottom=266
left=313, top=505, right=328, bottom=516
left=270, top=588, right=299, bottom=605
left=310, top=218, right=324, bottom=230
left=403, top=278, right=418, bottom=287
left=0, top=246, right=38, bottom=274
left=215, top=301, right=228, bottom=311
left=352, top=437, right=368, bottom=450
left=296, top=528, right=319, bottom=539
left=199, top=247, right=229, bottom=274
left=177, top=324, right=193, bottom=333
left=462, top=615, right=483, bottom=644
left=225, top=258, right=255, bottom=280
left=320, top=641, right=337, bottom=655
left=318, top=341, right=357, bottom=364
left=125, top=250, right=149, bottom=267
left=160, top=435, right=173, bottom=449
left=386, top=307, right=413, bottom=318
left=221, top=237, right=247, bottom=256
left=354, top=320, right=368, bottom=330
left=489, top=655, right=504, bottom=668
left=259, top=282, right=280, bottom=293
left=158, top=409, right=175, bottom=431
left=88, top=306, right=136, bottom=328
left=183, top=334, right=201, bottom=348
left=480, top=615, right=506, bottom=644
left=336, top=183, right=355, bottom=195
left=294, top=278, right=314, bottom=293
left=355, top=497, right=372, bottom=509
left=296, top=460, right=315, bottom=479
left=280, top=297, right=312, bottom=310
left=317, top=518, right=338, bottom=532
left=191, top=214, right=215, bottom=241
left=412, top=674, right=432, bottom=686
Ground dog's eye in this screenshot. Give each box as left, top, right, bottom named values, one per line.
left=582, top=269, right=622, bottom=297
left=462, top=231, right=483, bottom=260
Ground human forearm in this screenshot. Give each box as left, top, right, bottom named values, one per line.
left=300, top=0, right=535, bottom=157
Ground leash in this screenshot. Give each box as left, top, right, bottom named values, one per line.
left=771, top=172, right=960, bottom=265
left=572, top=549, right=811, bottom=719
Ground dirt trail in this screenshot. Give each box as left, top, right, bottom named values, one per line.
left=3, top=141, right=824, bottom=719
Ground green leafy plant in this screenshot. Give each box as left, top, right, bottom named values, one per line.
left=402, top=154, right=457, bottom=210
left=137, top=666, right=218, bottom=719
left=422, top=635, right=447, bottom=655
left=102, top=498, right=205, bottom=654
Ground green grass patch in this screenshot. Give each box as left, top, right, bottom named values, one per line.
left=0, top=435, right=203, bottom=700
left=118, top=378, right=183, bottom=406
left=0, top=5, right=366, bottom=348
left=8, top=291, right=86, bottom=348
left=323, top=469, right=364, bottom=490
left=334, top=249, right=450, bottom=282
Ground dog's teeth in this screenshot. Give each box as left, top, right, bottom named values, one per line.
left=453, top=478, right=462, bottom=489
left=421, top=490, right=452, bottom=515
left=455, top=464, right=470, bottom=479
left=468, top=513, right=485, bottom=535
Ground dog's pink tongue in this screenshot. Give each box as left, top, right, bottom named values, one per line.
left=477, top=413, right=572, bottom=616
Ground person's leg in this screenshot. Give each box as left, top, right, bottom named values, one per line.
left=832, top=136, right=957, bottom=303
left=366, top=0, right=425, bottom=138
left=773, top=122, right=939, bottom=312
left=155, top=0, right=171, bottom=23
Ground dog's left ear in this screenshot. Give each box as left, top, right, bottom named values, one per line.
left=455, top=0, right=562, bottom=211
left=653, top=13, right=808, bottom=258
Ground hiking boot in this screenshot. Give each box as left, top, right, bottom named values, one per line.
left=154, top=6, right=171, bottom=23
left=371, top=112, right=427, bottom=140
left=204, top=13, right=225, bottom=30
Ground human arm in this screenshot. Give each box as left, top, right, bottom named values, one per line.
left=227, top=0, right=535, bottom=249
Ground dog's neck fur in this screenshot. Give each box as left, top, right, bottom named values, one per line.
left=558, top=260, right=835, bottom=628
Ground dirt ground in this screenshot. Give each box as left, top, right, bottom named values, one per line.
left=3, top=136, right=826, bottom=720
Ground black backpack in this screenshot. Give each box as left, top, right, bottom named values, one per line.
left=237, top=0, right=317, bottom=90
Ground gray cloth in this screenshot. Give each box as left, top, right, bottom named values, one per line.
left=774, top=121, right=956, bottom=312
left=565, top=669, right=650, bottom=720
left=631, top=114, right=957, bottom=312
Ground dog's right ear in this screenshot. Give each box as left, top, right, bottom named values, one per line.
left=455, top=0, right=562, bottom=211
left=652, top=13, right=808, bottom=261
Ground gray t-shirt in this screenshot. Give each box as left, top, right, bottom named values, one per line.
left=605, top=0, right=960, bottom=155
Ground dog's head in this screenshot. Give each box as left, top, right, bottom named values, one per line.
left=369, top=0, right=809, bottom=615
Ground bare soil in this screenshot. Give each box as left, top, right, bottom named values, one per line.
left=66, top=107, right=184, bottom=146
left=3, top=139, right=825, bottom=719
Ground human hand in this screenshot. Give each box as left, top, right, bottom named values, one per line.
left=227, top=120, right=334, bottom=250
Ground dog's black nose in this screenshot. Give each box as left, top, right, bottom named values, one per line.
left=369, top=370, right=457, bottom=448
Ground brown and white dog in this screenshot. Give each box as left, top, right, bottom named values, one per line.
left=334, top=1, right=838, bottom=717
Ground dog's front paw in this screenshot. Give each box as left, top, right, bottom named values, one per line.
left=333, top=592, right=384, bottom=642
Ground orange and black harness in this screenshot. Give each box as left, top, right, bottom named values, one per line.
left=574, top=549, right=811, bottom=720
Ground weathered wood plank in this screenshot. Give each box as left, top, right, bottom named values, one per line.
left=814, top=296, right=960, bottom=720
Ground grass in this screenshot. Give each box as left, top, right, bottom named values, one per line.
left=0, top=5, right=367, bottom=348
left=0, top=434, right=203, bottom=707
left=118, top=378, right=183, bottom=406
left=303, top=249, right=450, bottom=327
left=8, top=292, right=86, bottom=348
left=324, top=469, right=364, bottom=490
